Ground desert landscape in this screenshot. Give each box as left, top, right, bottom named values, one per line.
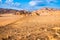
left=0, top=8, right=60, bottom=40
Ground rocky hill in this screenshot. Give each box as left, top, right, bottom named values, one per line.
left=31, top=8, right=60, bottom=16
left=0, top=8, right=60, bottom=16
left=0, top=8, right=31, bottom=16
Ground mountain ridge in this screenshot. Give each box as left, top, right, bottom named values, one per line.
left=0, top=7, right=60, bottom=16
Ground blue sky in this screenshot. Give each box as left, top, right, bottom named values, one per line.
left=0, top=0, right=60, bottom=11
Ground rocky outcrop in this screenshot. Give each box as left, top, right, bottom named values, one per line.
left=15, top=10, right=31, bottom=16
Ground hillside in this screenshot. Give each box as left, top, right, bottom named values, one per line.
left=0, top=8, right=31, bottom=16
left=32, top=8, right=60, bottom=16
left=0, top=8, right=60, bottom=40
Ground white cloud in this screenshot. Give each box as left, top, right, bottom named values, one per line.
left=46, top=0, right=57, bottom=3
left=5, top=0, right=20, bottom=7
left=14, top=2, right=21, bottom=7
left=29, top=0, right=44, bottom=6
left=5, top=0, right=13, bottom=5
left=0, top=0, right=2, bottom=2
left=5, top=0, right=13, bottom=3
left=31, top=0, right=57, bottom=4
left=29, top=1, right=37, bottom=6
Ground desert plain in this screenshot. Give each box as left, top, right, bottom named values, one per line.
left=0, top=8, right=60, bottom=40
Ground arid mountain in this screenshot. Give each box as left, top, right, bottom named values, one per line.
left=31, top=8, right=60, bottom=16
left=0, top=8, right=17, bottom=14
left=0, top=8, right=31, bottom=16
left=0, top=8, right=60, bottom=16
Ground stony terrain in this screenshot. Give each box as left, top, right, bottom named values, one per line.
left=0, top=8, right=60, bottom=40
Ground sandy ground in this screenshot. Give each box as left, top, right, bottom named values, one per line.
left=0, top=14, right=23, bottom=26
left=0, top=14, right=60, bottom=40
